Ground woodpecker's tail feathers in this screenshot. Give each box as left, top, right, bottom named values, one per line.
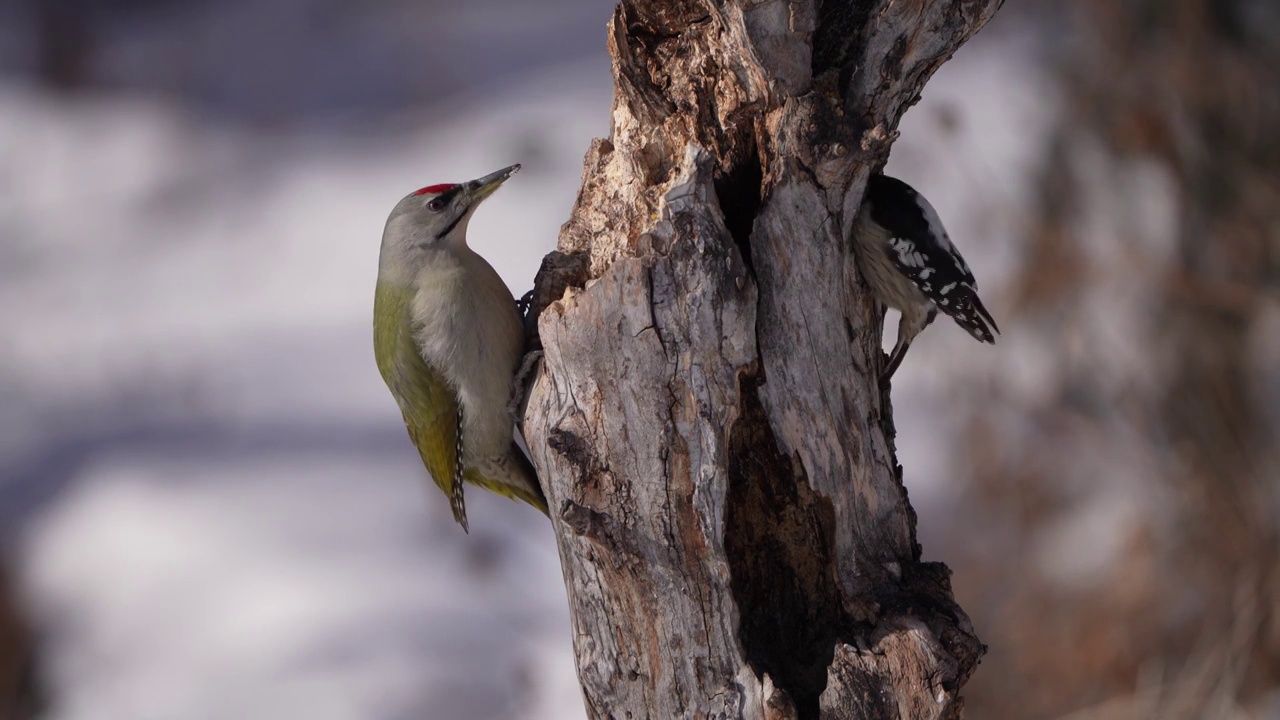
left=973, top=294, right=1000, bottom=338
left=940, top=286, right=999, bottom=345
left=468, top=446, right=548, bottom=517
left=511, top=443, right=549, bottom=516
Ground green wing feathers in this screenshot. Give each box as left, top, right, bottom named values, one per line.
left=375, top=283, right=468, bottom=527
left=403, top=399, right=468, bottom=529
left=375, top=281, right=546, bottom=527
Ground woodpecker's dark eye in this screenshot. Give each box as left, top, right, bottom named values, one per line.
left=426, top=198, right=446, bottom=213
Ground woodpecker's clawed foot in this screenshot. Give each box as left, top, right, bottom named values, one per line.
left=880, top=342, right=908, bottom=388
left=516, top=289, right=535, bottom=318
left=878, top=365, right=897, bottom=392
left=878, top=368, right=894, bottom=390
left=508, top=350, right=544, bottom=423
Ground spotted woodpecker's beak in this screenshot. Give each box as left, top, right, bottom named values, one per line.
left=465, top=164, right=521, bottom=206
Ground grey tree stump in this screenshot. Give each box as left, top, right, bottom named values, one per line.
left=520, top=1, right=1003, bottom=717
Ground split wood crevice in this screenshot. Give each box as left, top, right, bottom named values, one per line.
left=519, top=1, right=1003, bottom=717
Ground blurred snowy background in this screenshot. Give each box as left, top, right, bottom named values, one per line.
left=0, top=0, right=1276, bottom=719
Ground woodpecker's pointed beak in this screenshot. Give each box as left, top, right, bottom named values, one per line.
left=465, top=164, right=521, bottom=205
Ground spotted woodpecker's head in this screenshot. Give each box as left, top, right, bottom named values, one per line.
left=381, top=164, right=520, bottom=266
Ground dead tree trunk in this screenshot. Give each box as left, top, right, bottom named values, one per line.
left=521, top=1, right=1002, bottom=717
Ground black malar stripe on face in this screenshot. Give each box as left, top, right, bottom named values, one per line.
left=436, top=206, right=467, bottom=240
left=431, top=185, right=468, bottom=240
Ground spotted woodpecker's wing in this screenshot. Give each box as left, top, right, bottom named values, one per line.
left=866, top=174, right=1000, bottom=344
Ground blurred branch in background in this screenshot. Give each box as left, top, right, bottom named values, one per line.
left=0, top=563, right=41, bottom=720
left=9, top=0, right=615, bottom=128
left=962, top=0, right=1280, bottom=717
left=34, top=0, right=92, bottom=91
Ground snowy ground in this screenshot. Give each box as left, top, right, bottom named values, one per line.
left=0, top=17, right=1058, bottom=720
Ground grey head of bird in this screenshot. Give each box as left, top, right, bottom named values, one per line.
left=380, top=163, right=522, bottom=271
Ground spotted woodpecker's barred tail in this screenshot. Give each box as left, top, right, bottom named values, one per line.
left=942, top=285, right=999, bottom=345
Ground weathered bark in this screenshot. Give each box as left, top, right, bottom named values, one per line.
left=521, top=1, right=1002, bottom=717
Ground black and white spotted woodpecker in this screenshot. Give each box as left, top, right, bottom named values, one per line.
left=851, top=174, right=999, bottom=381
